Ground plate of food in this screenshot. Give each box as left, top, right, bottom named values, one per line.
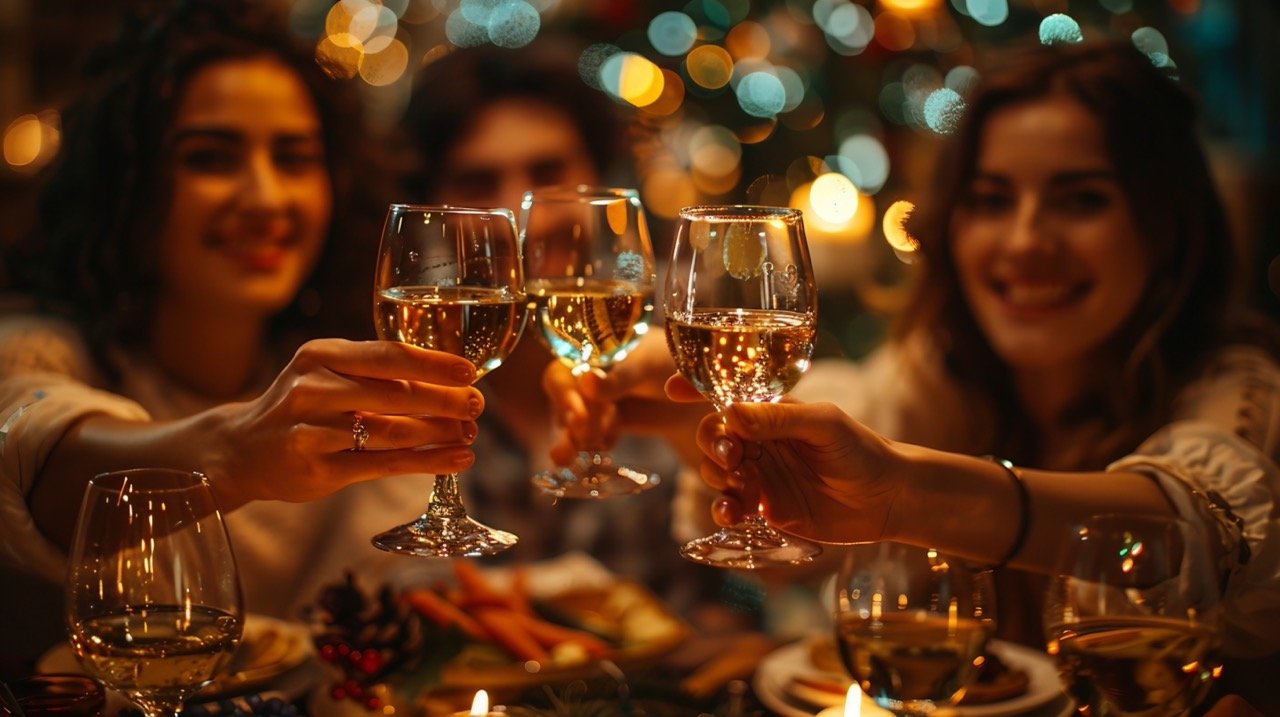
left=306, top=554, right=690, bottom=715
left=39, top=613, right=321, bottom=701
left=753, top=635, right=1071, bottom=717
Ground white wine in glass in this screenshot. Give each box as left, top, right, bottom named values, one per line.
left=665, top=204, right=821, bottom=568
left=1045, top=514, right=1224, bottom=716
left=371, top=204, right=526, bottom=557
left=834, top=543, right=996, bottom=716
left=66, top=468, right=243, bottom=717
left=522, top=186, right=660, bottom=499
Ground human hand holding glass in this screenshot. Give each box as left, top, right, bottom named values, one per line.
left=664, top=205, right=820, bottom=568
left=1045, top=514, right=1224, bottom=716
left=834, top=542, right=995, bottom=716
left=66, top=469, right=243, bottom=717
left=370, top=204, right=526, bottom=556
left=522, top=186, right=660, bottom=499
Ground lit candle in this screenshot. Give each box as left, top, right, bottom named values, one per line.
left=450, top=690, right=503, bottom=717
left=815, top=683, right=893, bottom=717
left=470, top=690, right=489, bottom=717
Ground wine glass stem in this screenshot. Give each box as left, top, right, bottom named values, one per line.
left=426, top=474, right=468, bottom=519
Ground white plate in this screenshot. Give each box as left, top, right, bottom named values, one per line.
left=39, top=614, right=321, bottom=701
left=753, top=638, right=1074, bottom=717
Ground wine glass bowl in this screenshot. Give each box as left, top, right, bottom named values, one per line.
left=833, top=542, right=996, bottom=716
left=1044, top=514, right=1224, bottom=716
left=65, top=468, right=243, bottom=717
left=521, top=185, right=660, bottom=499
left=664, top=204, right=820, bottom=568
left=371, top=204, right=526, bottom=556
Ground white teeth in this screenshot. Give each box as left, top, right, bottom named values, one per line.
left=1002, top=283, right=1074, bottom=308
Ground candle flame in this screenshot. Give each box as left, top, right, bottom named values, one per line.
left=844, top=683, right=862, bottom=717
left=469, top=690, right=489, bottom=716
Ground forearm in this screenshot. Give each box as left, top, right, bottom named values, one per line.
left=30, top=406, right=238, bottom=550
left=890, top=443, right=1175, bottom=573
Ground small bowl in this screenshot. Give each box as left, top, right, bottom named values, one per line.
left=4, top=674, right=105, bottom=717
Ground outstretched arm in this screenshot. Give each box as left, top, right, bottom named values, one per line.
left=30, top=339, right=483, bottom=549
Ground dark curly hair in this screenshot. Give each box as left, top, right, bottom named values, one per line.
left=12, top=0, right=383, bottom=360
left=393, top=38, right=629, bottom=200
left=900, top=39, right=1269, bottom=467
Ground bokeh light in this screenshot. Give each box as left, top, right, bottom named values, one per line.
left=882, top=199, right=919, bottom=253
left=944, top=65, right=979, bottom=94
left=875, top=11, right=916, bottom=52
left=445, top=8, right=487, bottom=47
left=736, top=71, right=787, bottom=118
left=358, top=37, right=409, bottom=85
left=601, top=52, right=665, bottom=107
left=725, top=21, right=771, bottom=60
left=487, top=0, right=540, bottom=48
left=686, top=45, right=734, bottom=89
left=579, top=43, right=620, bottom=90
left=648, top=11, right=697, bottom=56
left=642, top=69, right=686, bottom=117
left=3, top=111, right=60, bottom=171
left=923, top=87, right=965, bottom=134
left=1039, top=13, right=1082, bottom=45
left=1131, top=26, right=1170, bottom=56
left=837, top=134, right=890, bottom=194
left=965, top=0, right=1008, bottom=27
left=642, top=166, right=699, bottom=219
left=315, top=34, right=363, bottom=79
left=809, top=172, right=859, bottom=224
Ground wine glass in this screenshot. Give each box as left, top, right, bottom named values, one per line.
left=370, top=204, right=526, bottom=556
left=833, top=542, right=996, bottom=716
left=66, top=468, right=243, bottom=717
left=664, top=204, right=821, bottom=568
left=1044, top=514, right=1224, bottom=716
left=521, top=185, right=660, bottom=499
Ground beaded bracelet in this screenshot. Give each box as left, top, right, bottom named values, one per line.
left=986, top=456, right=1030, bottom=571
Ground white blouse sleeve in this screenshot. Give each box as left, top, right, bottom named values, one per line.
left=0, top=318, right=150, bottom=582
left=1108, top=347, right=1280, bottom=658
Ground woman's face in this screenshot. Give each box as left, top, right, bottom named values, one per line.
left=437, top=97, right=598, bottom=214
left=156, top=56, right=331, bottom=319
left=950, top=96, right=1151, bottom=374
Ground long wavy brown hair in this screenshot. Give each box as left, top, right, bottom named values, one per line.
left=10, top=0, right=385, bottom=370
left=899, top=40, right=1262, bottom=468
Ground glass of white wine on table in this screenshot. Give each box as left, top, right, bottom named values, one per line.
left=664, top=204, right=821, bottom=568
left=370, top=204, right=526, bottom=557
left=1045, top=514, right=1224, bottom=716
left=834, top=542, right=996, bottom=716
left=66, top=468, right=244, bottom=717
left=521, top=185, right=660, bottom=499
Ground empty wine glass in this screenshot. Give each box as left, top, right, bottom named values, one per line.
left=1045, top=514, right=1224, bottom=716
left=370, top=204, right=526, bottom=556
left=522, top=185, right=660, bottom=499
left=665, top=204, right=820, bottom=568
left=834, top=542, right=996, bottom=716
left=66, top=468, right=243, bottom=717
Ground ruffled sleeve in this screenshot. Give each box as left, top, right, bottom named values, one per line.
left=0, top=316, right=150, bottom=582
left=1108, top=346, right=1280, bottom=658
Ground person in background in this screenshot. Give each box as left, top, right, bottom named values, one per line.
left=392, top=41, right=722, bottom=620
left=0, top=0, right=483, bottom=674
left=549, top=40, right=1279, bottom=712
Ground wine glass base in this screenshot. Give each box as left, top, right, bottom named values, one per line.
left=371, top=515, right=517, bottom=557
left=679, top=523, right=821, bottom=569
left=532, top=453, right=660, bottom=499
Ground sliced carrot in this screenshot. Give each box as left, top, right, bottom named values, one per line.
left=506, top=611, right=612, bottom=658
left=472, top=607, right=550, bottom=663
left=402, top=587, right=486, bottom=640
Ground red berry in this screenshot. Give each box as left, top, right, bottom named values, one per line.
left=319, top=644, right=337, bottom=662
left=348, top=649, right=363, bottom=664
left=336, top=644, right=351, bottom=657
left=364, top=697, right=382, bottom=711
left=359, top=653, right=383, bottom=675
left=330, top=686, right=347, bottom=701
